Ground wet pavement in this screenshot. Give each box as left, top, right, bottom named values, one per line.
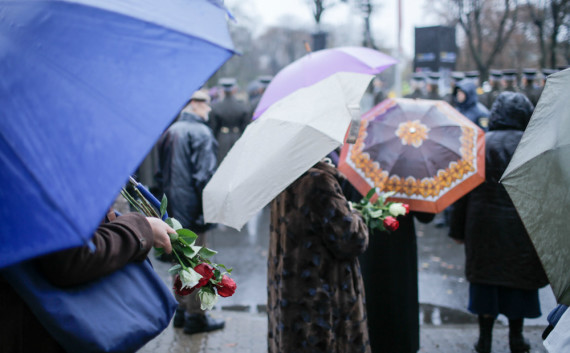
left=139, top=209, right=554, bottom=352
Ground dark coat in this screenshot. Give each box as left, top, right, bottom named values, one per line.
left=404, top=89, right=425, bottom=99
left=0, top=213, right=154, bottom=353
left=359, top=212, right=434, bottom=353
left=268, top=162, right=371, bottom=353
left=454, top=81, right=490, bottom=131
left=209, top=94, right=250, bottom=163
left=449, top=92, right=548, bottom=290
left=155, top=112, right=217, bottom=231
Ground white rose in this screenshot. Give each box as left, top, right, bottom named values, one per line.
left=199, top=287, right=219, bottom=311
left=389, top=203, right=406, bottom=217
left=179, top=268, right=202, bottom=289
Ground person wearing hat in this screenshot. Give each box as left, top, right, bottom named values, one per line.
left=444, top=71, right=465, bottom=106
left=248, top=75, right=272, bottom=118
left=425, top=72, right=442, bottom=100
left=465, top=70, right=485, bottom=96
left=481, top=70, right=503, bottom=109
left=155, top=90, right=225, bottom=335
left=209, top=77, right=251, bottom=165
left=521, top=68, right=541, bottom=106
left=404, top=73, right=426, bottom=99
left=501, top=69, right=520, bottom=92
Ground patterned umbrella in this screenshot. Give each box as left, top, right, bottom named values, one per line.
left=339, top=98, right=485, bottom=213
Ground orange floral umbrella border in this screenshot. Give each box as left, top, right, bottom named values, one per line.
left=339, top=98, right=485, bottom=213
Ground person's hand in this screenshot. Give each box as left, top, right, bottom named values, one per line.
left=146, top=217, right=175, bottom=254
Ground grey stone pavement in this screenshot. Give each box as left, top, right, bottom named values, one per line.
left=139, top=209, right=553, bottom=353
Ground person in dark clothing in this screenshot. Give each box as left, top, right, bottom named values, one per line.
left=155, top=90, right=224, bottom=334
left=359, top=211, right=434, bottom=353
left=248, top=75, right=272, bottom=118
left=520, top=68, right=541, bottom=106
left=209, top=78, right=250, bottom=165
left=454, top=81, right=490, bottom=131
left=444, top=71, right=465, bottom=106
left=404, top=73, right=426, bottom=99
left=481, top=70, right=503, bottom=109
left=0, top=211, right=174, bottom=353
left=449, top=92, right=549, bottom=353
left=425, top=72, right=441, bottom=100
left=502, top=69, right=520, bottom=92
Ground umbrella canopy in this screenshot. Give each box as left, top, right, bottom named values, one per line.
left=0, top=0, right=235, bottom=268
left=501, top=68, right=570, bottom=305
left=339, top=98, right=485, bottom=213
left=252, top=46, right=397, bottom=119
left=203, top=72, right=375, bottom=229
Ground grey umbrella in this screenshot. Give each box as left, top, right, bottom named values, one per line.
left=501, top=68, right=570, bottom=305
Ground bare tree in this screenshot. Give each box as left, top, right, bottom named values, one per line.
left=306, top=0, right=348, bottom=28
left=526, top=0, right=570, bottom=68
left=354, top=0, right=379, bottom=48
left=453, top=0, right=519, bottom=80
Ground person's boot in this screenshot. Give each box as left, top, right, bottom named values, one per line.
left=509, top=318, right=531, bottom=353
left=183, top=313, right=225, bottom=334
left=172, top=307, right=185, bottom=328
left=474, top=315, right=495, bottom=353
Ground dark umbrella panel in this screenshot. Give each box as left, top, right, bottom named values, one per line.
left=339, top=98, right=485, bottom=213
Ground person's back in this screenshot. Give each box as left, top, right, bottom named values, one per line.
left=209, top=81, right=250, bottom=164
left=268, top=161, right=370, bottom=353
left=155, top=93, right=217, bottom=232
left=449, top=92, right=548, bottom=353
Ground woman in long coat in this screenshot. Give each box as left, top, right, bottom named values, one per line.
left=449, top=92, right=549, bottom=353
left=267, top=160, right=370, bottom=353
left=359, top=212, right=434, bottom=353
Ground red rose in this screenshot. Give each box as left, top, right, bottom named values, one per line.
left=383, top=216, right=399, bottom=231
left=194, top=263, right=214, bottom=288
left=173, top=274, right=195, bottom=296
left=403, top=204, right=410, bottom=215
left=216, top=275, right=237, bottom=297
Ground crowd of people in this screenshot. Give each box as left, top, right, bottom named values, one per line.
left=4, top=64, right=567, bottom=353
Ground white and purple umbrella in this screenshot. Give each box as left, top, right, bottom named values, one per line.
left=203, top=47, right=397, bottom=229
left=252, top=46, right=397, bottom=119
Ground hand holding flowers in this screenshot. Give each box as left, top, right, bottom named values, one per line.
left=121, top=181, right=236, bottom=311
left=350, top=188, right=410, bottom=232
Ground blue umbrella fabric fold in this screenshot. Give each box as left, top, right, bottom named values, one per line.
left=0, top=0, right=235, bottom=268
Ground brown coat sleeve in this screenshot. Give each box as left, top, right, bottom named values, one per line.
left=36, top=212, right=154, bottom=287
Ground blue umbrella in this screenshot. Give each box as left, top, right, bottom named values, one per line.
left=0, top=0, right=235, bottom=268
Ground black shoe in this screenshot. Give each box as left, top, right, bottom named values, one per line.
left=509, top=336, right=530, bottom=353
left=474, top=315, right=494, bottom=353
left=173, top=308, right=185, bottom=328
left=183, top=313, right=225, bottom=335
left=509, top=318, right=531, bottom=353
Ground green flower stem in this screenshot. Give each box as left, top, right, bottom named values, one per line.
left=171, top=248, right=189, bottom=271
left=121, top=189, right=148, bottom=215
left=132, top=187, right=160, bottom=218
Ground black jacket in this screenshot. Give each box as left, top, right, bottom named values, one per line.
left=449, top=92, right=548, bottom=290
left=155, top=112, right=217, bottom=231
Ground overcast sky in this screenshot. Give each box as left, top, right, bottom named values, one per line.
left=224, top=0, right=438, bottom=57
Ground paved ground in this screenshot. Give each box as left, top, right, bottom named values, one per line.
left=139, top=209, right=552, bottom=352
left=140, top=311, right=548, bottom=353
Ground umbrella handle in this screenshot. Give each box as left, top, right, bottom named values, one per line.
left=129, top=177, right=168, bottom=220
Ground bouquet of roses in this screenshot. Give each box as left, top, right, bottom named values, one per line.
left=350, top=187, right=409, bottom=232
left=121, top=179, right=235, bottom=311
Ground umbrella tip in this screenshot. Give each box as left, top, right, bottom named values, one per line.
left=304, top=41, right=312, bottom=53
left=128, top=176, right=138, bottom=186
